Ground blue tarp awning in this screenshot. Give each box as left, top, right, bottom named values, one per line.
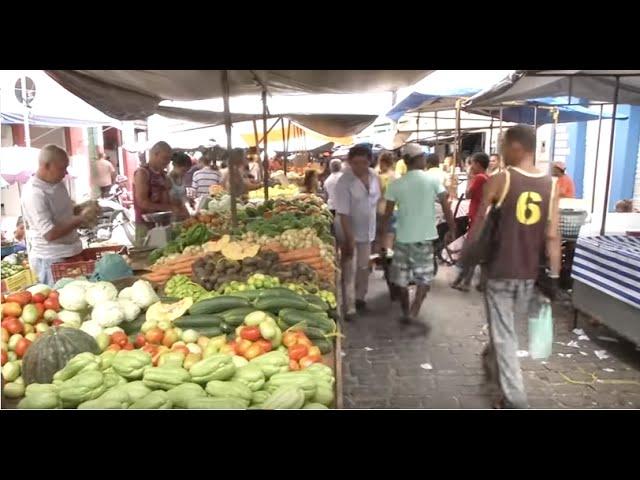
left=386, top=90, right=479, bottom=122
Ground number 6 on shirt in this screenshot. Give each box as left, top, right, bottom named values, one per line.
left=516, top=191, right=542, bottom=225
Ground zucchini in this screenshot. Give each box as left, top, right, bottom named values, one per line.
left=254, top=296, right=310, bottom=313
left=220, top=307, right=258, bottom=326
left=303, top=294, right=330, bottom=312
left=192, top=326, right=223, bottom=337
left=121, top=313, right=146, bottom=335
left=279, top=309, right=336, bottom=333
left=228, top=290, right=262, bottom=301
left=257, top=288, right=303, bottom=299
left=312, top=337, right=334, bottom=355
left=173, top=314, right=224, bottom=329
left=189, top=296, right=251, bottom=315
left=159, top=296, right=181, bottom=303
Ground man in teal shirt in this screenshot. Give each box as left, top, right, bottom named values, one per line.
left=382, top=144, right=456, bottom=324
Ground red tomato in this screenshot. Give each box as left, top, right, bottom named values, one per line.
left=6, top=292, right=31, bottom=307
left=32, top=293, right=46, bottom=304
left=3, top=317, right=24, bottom=335
left=110, top=331, right=128, bottom=347
left=297, top=337, right=313, bottom=349
left=244, top=343, right=263, bottom=360
left=3, top=302, right=22, bottom=319
left=122, top=343, right=134, bottom=350
left=255, top=339, right=272, bottom=353
left=288, top=359, right=300, bottom=371
left=52, top=319, right=64, bottom=327
left=15, top=338, right=32, bottom=358
left=141, top=344, right=158, bottom=356
left=34, top=303, right=45, bottom=320
left=240, top=326, right=261, bottom=342
left=236, top=339, right=253, bottom=356
left=299, top=355, right=318, bottom=369
left=171, top=345, right=190, bottom=357
left=308, top=346, right=322, bottom=358
left=48, top=291, right=60, bottom=300
left=145, top=327, right=164, bottom=345
left=288, top=344, right=309, bottom=361
left=283, top=331, right=299, bottom=348
left=43, top=297, right=61, bottom=312
left=106, top=343, right=122, bottom=352
left=134, top=333, right=147, bottom=348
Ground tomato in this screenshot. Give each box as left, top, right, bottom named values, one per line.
left=288, top=344, right=309, bottom=361
left=6, top=292, right=31, bottom=307
left=106, top=343, right=122, bottom=352
left=283, top=331, right=299, bottom=348
left=110, top=331, right=128, bottom=347
left=48, top=291, right=60, bottom=300
left=43, top=298, right=61, bottom=312
left=32, top=293, right=46, bottom=304
left=122, top=343, right=134, bottom=350
left=240, top=326, right=261, bottom=342
left=3, top=317, right=23, bottom=335
left=298, top=355, right=318, bottom=369
left=255, top=339, right=272, bottom=353
left=145, top=327, right=164, bottom=345
left=308, top=346, right=322, bottom=358
left=33, top=303, right=45, bottom=320
left=152, top=346, right=169, bottom=366
left=3, top=302, right=22, bottom=319
left=141, top=344, right=158, bottom=356
left=52, top=319, right=63, bottom=327
left=236, top=339, right=253, bottom=356
left=15, top=338, right=32, bottom=358
left=162, top=328, right=180, bottom=347
left=244, top=343, right=263, bottom=360
left=171, top=344, right=190, bottom=357
left=1, top=350, right=7, bottom=366
left=297, top=337, right=313, bottom=349
left=134, top=333, right=147, bottom=348
left=288, top=359, right=300, bottom=371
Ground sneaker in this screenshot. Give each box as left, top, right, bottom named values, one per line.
left=355, top=300, right=367, bottom=312
left=344, top=312, right=356, bottom=323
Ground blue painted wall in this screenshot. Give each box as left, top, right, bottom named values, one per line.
left=565, top=121, right=587, bottom=198
left=609, top=105, right=640, bottom=211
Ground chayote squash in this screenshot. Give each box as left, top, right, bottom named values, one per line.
left=311, top=382, right=334, bottom=407
left=205, top=380, right=252, bottom=405
left=103, top=371, right=128, bottom=389
left=166, top=383, right=207, bottom=409
left=186, top=397, right=247, bottom=409
left=78, top=397, right=128, bottom=409
left=112, top=350, right=152, bottom=380
left=129, top=390, right=173, bottom=409
left=120, top=381, right=152, bottom=402
left=303, top=402, right=329, bottom=409
left=262, top=386, right=305, bottom=409
left=52, top=352, right=101, bottom=384
left=265, top=372, right=317, bottom=401
left=99, top=386, right=132, bottom=405
left=251, top=390, right=270, bottom=405
left=58, top=370, right=106, bottom=408
left=248, top=351, right=289, bottom=378
left=143, top=367, right=191, bottom=390
left=189, top=354, right=235, bottom=384
left=232, top=364, right=265, bottom=392
left=18, top=391, right=62, bottom=409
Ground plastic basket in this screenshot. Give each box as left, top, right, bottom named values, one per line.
left=50, top=245, right=125, bottom=282
left=559, top=210, right=588, bottom=240
left=1, top=268, right=36, bottom=293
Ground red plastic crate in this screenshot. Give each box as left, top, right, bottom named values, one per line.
left=51, top=246, right=125, bottom=282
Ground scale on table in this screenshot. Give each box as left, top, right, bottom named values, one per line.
left=141, top=212, right=173, bottom=248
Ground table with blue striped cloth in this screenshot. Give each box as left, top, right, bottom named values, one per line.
left=572, top=235, right=640, bottom=310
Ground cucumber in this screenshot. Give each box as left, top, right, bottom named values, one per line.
left=257, top=288, right=303, bottom=298
left=228, top=290, right=262, bottom=301
left=159, top=296, right=181, bottom=303
left=254, top=296, right=310, bottom=313
left=189, top=296, right=251, bottom=315
left=220, top=307, right=259, bottom=326
left=279, top=309, right=336, bottom=333
left=192, top=326, right=223, bottom=337
left=220, top=322, right=232, bottom=334
left=281, top=322, right=328, bottom=340
left=313, top=337, right=334, bottom=355
left=173, top=314, right=224, bottom=329
left=121, top=313, right=146, bottom=335
left=302, top=294, right=330, bottom=312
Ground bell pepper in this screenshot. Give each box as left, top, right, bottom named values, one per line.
left=58, top=370, right=106, bottom=408
left=129, top=390, right=173, bottom=409
left=248, top=350, right=289, bottom=378
left=142, top=367, right=191, bottom=390
left=188, top=354, right=236, bottom=384
left=112, top=350, right=152, bottom=380
left=53, top=352, right=101, bottom=384
left=232, top=364, right=266, bottom=391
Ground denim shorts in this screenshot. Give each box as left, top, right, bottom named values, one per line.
left=30, top=257, right=57, bottom=287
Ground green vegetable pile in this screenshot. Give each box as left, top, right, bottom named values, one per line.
left=150, top=224, right=212, bottom=264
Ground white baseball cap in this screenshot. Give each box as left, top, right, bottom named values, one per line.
left=402, top=143, right=425, bottom=159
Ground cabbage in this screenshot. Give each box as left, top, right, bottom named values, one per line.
left=117, top=299, right=141, bottom=322
left=59, top=285, right=89, bottom=312
left=58, top=310, right=83, bottom=328
left=80, top=320, right=104, bottom=338
left=130, top=280, right=159, bottom=310
left=91, top=300, right=125, bottom=327
left=85, top=281, right=118, bottom=307
left=118, top=287, right=133, bottom=300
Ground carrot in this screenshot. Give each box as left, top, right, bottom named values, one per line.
left=263, top=242, right=285, bottom=253
left=165, top=255, right=200, bottom=265
left=172, top=267, right=194, bottom=275
left=142, top=273, right=170, bottom=283
left=278, top=247, right=321, bottom=262
left=150, top=266, right=172, bottom=275
left=170, top=260, right=197, bottom=270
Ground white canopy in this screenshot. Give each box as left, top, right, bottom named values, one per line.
left=45, top=70, right=432, bottom=121
left=464, top=70, right=640, bottom=107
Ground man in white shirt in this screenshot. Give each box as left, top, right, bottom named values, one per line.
left=323, top=159, right=343, bottom=215
left=22, top=145, right=96, bottom=286
left=334, top=145, right=381, bottom=320
left=192, top=155, right=222, bottom=197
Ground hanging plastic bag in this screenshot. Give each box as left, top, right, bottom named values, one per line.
left=528, top=296, right=553, bottom=360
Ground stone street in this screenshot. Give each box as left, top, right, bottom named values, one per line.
left=341, top=266, right=640, bottom=409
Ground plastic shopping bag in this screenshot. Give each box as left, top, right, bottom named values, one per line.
left=528, top=296, right=553, bottom=360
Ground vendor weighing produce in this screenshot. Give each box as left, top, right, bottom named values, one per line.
left=21, top=145, right=99, bottom=286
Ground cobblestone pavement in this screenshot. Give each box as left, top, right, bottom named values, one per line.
left=341, top=265, right=640, bottom=409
